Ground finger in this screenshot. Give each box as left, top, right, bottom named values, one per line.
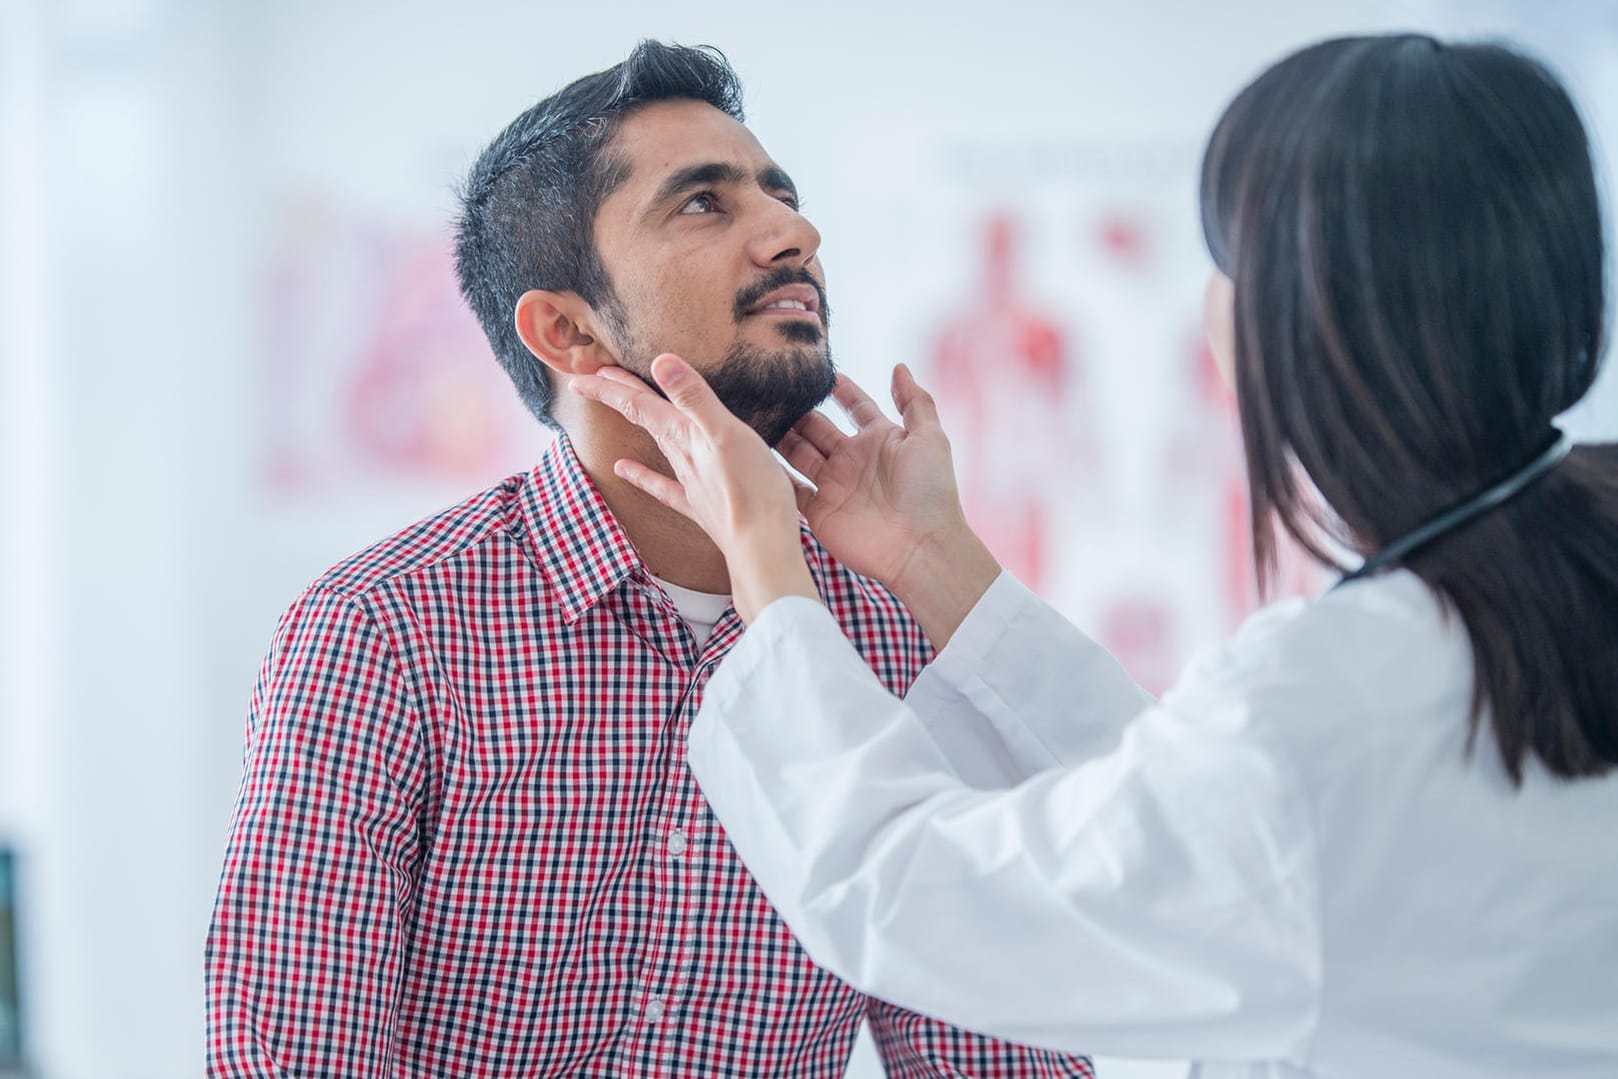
left=831, top=373, right=889, bottom=430
left=792, top=409, right=849, bottom=457
left=570, top=372, right=685, bottom=442
left=650, top=353, right=735, bottom=435
left=614, top=458, right=695, bottom=520
left=892, top=363, right=944, bottom=437
left=777, top=429, right=827, bottom=483
left=595, top=365, right=652, bottom=390
left=572, top=372, right=679, bottom=420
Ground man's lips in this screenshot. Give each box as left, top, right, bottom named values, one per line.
left=744, top=284, right=822, bottom=318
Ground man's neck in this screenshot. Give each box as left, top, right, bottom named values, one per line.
left=562, top=418, right=734, bottom=596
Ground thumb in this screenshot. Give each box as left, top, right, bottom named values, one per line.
left=892, top=363, right=943, bottom=436
left=651, top=354, right=729, bottom=432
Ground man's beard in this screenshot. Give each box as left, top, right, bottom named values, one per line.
left=690, top=340, right=836, bottom=446
left=612, top=282, right=836, bottom=446
left=615, top=338, right=835, bottom=447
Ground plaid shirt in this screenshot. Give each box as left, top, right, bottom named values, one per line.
left=206, top=435, right=1095, bottom=1078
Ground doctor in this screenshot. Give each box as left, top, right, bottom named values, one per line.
left=570, top=34, right=1618, bottom=1079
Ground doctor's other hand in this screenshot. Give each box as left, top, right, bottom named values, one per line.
left=782, top=365, right=1001, bottom=649
left=570, top=355, right=819, bottom=624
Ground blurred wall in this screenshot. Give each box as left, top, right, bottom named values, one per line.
left=1, top=2, right=1614, bottom=1077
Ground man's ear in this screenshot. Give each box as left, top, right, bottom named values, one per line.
left=514, top=289, right=619, bottom=377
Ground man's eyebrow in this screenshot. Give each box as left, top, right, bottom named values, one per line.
left=649, top=162, right=747, bottom=210
left=759, top=165, right=798, bottom=202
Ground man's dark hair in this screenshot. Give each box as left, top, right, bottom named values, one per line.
left=454, top=41, right=745, bottom=428
left=1201, top=34, right=1618, bottom=784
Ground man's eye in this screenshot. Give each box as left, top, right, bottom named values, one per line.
left=779, top=195, right=801, bottom=211
left=679, top=192, right=719, bottom=215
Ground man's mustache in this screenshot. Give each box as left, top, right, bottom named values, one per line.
left=732, top=267, right=830, bottom=327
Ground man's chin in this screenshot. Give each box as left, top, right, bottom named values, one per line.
left=715, top=345, right=836, bottom=447
left=747, top=401, right=825, bottom=448
left=621, top=337, right=833, bottom=445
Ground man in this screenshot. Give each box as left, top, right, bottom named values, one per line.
left=206, top=41, right=1095, bottom=1078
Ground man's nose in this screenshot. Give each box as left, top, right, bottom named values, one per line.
left=747, top=198, right=821, bottom=268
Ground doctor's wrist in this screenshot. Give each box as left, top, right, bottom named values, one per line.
left=890, top=523, right=1002, bottom=651
left=728, top=533, right=820, bottom=626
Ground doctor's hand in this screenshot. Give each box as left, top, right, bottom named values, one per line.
left=782, top=366, right=1001, bottom=649
left=570, top=355, right=819, bottom=625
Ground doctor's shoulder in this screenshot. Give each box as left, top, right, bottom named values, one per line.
left=1161, top=570, right=1473, bottom=762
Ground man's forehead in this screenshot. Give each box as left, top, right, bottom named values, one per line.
left=610, top=99, right=774, bottom=185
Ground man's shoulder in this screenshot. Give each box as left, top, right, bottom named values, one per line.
left=309, top=471, right=532, bottom=602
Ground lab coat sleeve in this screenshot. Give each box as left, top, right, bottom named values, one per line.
left=690, top=596, right=1322, bottom=1064
left=905, top=572, right=1156, bottom=784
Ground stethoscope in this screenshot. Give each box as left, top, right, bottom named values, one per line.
left=1334, top=432, right=1574, bottom=589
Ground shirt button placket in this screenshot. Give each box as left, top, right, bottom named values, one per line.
left=635, top=671, right=707, bottom=1048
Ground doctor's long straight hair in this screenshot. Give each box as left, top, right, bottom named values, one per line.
left=1201, top=34, right=1618, bottom=784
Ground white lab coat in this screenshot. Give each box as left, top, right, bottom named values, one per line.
left=687, top=570, right=1618, bottom=1078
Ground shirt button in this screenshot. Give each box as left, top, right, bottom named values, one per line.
left=644, top=996, right=667, bottom=1023
left=666, top=828, right=689, bottom=857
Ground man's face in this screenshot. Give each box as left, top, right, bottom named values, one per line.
left=590, top=99, right=833, bottom=445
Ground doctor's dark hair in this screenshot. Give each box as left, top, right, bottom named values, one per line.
left=453, top=41, right=745, bottom=428
left=1201, top=34, right=1618, bottom=784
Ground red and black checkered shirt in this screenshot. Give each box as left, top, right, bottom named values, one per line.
left=206, top=435, right=1095, bottom=1078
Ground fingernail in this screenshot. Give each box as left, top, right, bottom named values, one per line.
left=656, top=358, right=686, bottom=386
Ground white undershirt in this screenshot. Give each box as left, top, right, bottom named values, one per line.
left=650, top=574, right=732, bottom=648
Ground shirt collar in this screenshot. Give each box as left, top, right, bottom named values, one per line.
left=520, top=433, right=645, bottom=626
left=519, top=431, right=834, bottom=626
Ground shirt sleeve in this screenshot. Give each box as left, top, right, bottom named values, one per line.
left=688, top=596, right=1322, bottom=1065
left=865, top=995, right=1095, bottom=1077
left=205, top=587, right=429, bottom=1078
left=905, top=572, right=1155, bottom=786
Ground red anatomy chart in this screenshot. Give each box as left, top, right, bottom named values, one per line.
left=918, top=204, right=1320, bottom=695
left=928, top=213, right=1097, bottom=593
left=261, top=198, right=547, bottom=501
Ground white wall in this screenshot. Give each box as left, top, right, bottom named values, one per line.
left=2, top=2, right=260, bottom=1075
left=2, top=2, right=1613, bottom=1078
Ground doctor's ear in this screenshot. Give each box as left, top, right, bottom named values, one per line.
left=514, top=289, right=617, bottom=376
